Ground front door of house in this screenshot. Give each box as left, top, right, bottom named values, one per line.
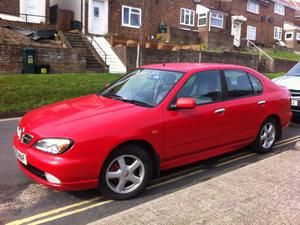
left=90, top=0, right=107, bottom=35
left=232, top=21, right=242, bottom=47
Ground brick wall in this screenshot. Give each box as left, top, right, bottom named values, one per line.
left=114, top=46, right=260, bottom=72
left=0, top=44, right=86, bottom=74
left=0, top=0, right=20, bottom=16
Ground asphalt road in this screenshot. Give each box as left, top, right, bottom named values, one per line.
left=0, top=117, right=299, bottom=225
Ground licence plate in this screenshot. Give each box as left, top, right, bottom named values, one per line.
left=292, top=100, right=298, bottom=107
left=14, top=148, right=27, bottom=165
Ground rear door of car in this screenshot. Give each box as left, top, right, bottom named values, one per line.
left=222, top=69, right=266, bottom=144
left=163, top=70, right=230, bottom=160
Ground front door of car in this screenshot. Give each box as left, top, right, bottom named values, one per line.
left=222, top=70, right=266, bottom=144
left=163, top=70, right=229, bottom=160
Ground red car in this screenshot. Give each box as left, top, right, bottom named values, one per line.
left=13, top=63, right=291, bottom=200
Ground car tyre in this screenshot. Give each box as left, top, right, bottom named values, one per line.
left=251, top=118, right=279, bottom=154
left=99, top=144, right=153, bottom=200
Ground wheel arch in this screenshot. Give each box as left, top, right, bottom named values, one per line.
left=103, top=139, right=161, bottom=179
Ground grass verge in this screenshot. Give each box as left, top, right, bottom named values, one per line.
left=0, top=73, right=121, bottom=113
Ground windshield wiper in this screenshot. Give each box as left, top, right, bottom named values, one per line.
left=102, top=93, right=125, bottom=100
left=120, top=99, right=154, bottom=108
left=103, top=93, right=153, bottom=107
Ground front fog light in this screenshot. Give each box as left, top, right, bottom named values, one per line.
left=45, top=172, right=61, bottom=185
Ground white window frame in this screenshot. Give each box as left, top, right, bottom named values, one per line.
left=296, top=33, right=300, bottom=41
left=121, top=5, right=142, bottom=29
left=274, top=26, right=283, bottom=40
left=247, top=0, right=260, bottom=14
left=247, top=25, right=257, bottom=41
left=274, top=3, right=285, bottom=16
left=210, top=12, right=224, bottom=29
left=285, top=32, right=294, bottom=40
left=180, top=8, right=195, bottom=26
left=198, top=12, right=207, bottom=27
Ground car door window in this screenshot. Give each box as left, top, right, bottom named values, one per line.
left=224, top=70, right=253, bottom=98
left=249, top=74, right=263, bottom=94
left=177, top=70, right=222, bottom=105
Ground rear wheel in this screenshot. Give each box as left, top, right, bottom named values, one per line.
left=252, top=118, right=279, bottom=154
left=99, top=145, right=152, bottom=200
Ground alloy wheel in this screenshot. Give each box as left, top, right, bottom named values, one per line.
left=105, top=155, right=145, bottom=194
left=260, top=122, right=276, bottom=149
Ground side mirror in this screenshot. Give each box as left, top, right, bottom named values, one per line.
left=175, top=98, right=196, bottom=109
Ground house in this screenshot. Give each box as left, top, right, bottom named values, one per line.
left=195, top=0, right=300, bottom=49
left=49, top=0, right=199, bottom=42
left=0, top=0, right=50, bottom=24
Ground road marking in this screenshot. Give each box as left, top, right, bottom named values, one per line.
left=6, top=135, right=299, bottom=225
left=5, top=197, right=103, bottom=225
left=0, top=117, right=21, bottom=122
left=276, top=135, right=300, bottom=144
left=274, top=138, right=300, bottom=149
left=215, top=153, right=257, bottom=167
left=27, top=200, right=113, bottom=225
left=148, top=169, right=205, bottom=190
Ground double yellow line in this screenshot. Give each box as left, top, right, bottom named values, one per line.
left=7, top=135, right=300, bottom=225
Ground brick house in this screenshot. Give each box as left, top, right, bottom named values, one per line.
left=195, top=0, right=300, bottom=49
left=49, top=0, right=199, bottom=42
left=0, top=0, right=50, bottom=24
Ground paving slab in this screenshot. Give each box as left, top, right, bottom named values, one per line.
left=89, top=150, right=300, bottom=225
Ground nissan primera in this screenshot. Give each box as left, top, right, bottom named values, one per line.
left=13, top=63, right=291, bottom=200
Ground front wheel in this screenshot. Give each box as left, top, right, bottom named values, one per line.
left=99, top=145, right=152, bottom=200
left=251, top=118, right=279, bottom=154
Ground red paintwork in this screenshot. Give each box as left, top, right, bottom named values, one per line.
left=175, top=98, right=196, bottom=109
left=13, top=63, right=292, bottom=191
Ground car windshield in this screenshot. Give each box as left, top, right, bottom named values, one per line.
left=287, top=62, right=300, bottom=77
left=99, top=69, right=184, bottom=107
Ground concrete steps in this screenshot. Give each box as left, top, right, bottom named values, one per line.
left=64, top=32, right=107, bottom=73
left=87, top=36, right=127, bottom=74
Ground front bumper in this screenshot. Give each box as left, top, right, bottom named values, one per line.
left=13, top=135, right=99, bottom=191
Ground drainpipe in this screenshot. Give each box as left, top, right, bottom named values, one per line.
left=81, top=0, right=83, bottom=32
left=137, top=0, right=145, bottom=67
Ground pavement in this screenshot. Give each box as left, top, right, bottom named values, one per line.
left=89, top=147, right=300, bottom=225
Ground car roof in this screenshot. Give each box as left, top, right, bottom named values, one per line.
left=140, top=63, right=250, bottom=73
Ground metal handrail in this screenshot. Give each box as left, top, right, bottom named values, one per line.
left=246, top=39, right=274, bottom=62
left=81, top=25, right=107, bottom=64
left=19, top=13, right=48, bottom=23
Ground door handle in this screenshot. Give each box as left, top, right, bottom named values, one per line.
left=214, top=108, right=226, bottom=114
left=258, top=100, right=266, bottom=105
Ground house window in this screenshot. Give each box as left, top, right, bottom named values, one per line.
left=274, top=3, right=285, bottom=15
left=198, top=13, right=207, bottom=27
left=211, top=12, right=224, bottom=28
left=274, top=26, right=282, bottom=40
left=180, top=8, right=195, bottom=26
left=247, top=25, right=257, bottom=41
left=122, top=5, right=141, bottom=28
left=247, top=0, right=260, bottom=14
left=285, top=32, right=294, bottom=40
left=296, top=33, right=300, bottom=41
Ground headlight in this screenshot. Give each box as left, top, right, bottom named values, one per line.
left=33, top=138, right=74, bottom=154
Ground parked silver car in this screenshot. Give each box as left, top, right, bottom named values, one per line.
left=273, top=63, right=300, bottom=117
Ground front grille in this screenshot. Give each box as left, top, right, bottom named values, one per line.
left=21, top=134, right=33, bottom=145
left=290, top=90, right=300, bottom=97
left=22, top=163, right=46, bottom=180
